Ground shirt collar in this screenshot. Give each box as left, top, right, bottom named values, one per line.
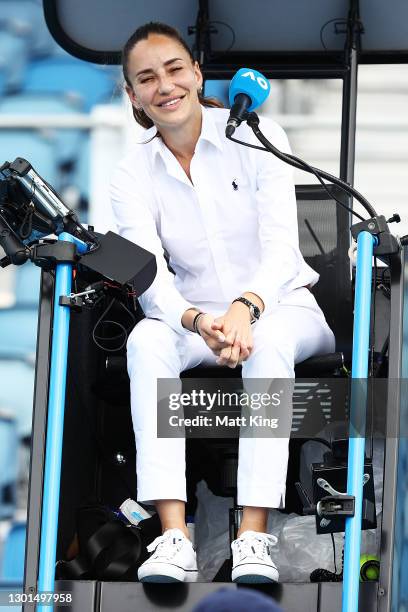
left=199, top=105, right=223, bottom=152
left=149, top=105, right=223, bottom=166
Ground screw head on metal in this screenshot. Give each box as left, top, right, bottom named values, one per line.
left=115, top=453, right=126, bottom=465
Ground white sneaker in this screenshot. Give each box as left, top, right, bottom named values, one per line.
left=138, top=528, right=198, bottom=583
left=231, top=530, right=279, bottom=583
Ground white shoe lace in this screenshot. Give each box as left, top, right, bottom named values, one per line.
left=233, top=531, right=278, bottom=563
left=146, top=529, right=188, bottom=560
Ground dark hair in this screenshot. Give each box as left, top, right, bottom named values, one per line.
left=122, top=22, right=223, bottom=129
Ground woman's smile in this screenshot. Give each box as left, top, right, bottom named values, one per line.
left=157, top=94, right=186, bottom=111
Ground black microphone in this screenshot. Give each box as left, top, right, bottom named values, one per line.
left=226, top=93, right=252, bottom=138
left=226, top=68, right=271, bottom=137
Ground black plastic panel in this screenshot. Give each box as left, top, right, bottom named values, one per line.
left=319, top=582, right=379, bottom=612
left=43, top=0, right=408, bottom=65
left=55, top=580, right=98, bottom=612
left=99, top=582, right=319, bottom=612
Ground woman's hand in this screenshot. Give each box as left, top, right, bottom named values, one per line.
left=196, top=313, right=233, bottom=354
left=210, top=302, right=254, bottom=368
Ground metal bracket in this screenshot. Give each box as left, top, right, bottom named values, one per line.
left=58, top=289, right=98, bottom=311
left=58, top=295, right=83, bottom=311
left=31, top=241, right=78, bottom=270
left=350, top=215, right=400, bottom=257
left=317, top=495, right=355, bottom=520
left=317, top=473, right=370, bottom=497
left=316, top=474, right=369, bottom=528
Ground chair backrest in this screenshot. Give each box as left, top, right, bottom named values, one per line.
left=0, top=521, right=26, bottom=581
left=295, top=184, right=353, bottom=356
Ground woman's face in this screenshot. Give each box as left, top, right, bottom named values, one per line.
left=126, top=34, right=203, bottom=132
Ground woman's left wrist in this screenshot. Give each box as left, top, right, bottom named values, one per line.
left=230, top=300, right=251, bottom=319
left=242, top=292, right=265, bottom=314
left=231, top=296, right=261, bottom=324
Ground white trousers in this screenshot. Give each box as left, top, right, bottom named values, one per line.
left=127, top=287, right=335, bottom=508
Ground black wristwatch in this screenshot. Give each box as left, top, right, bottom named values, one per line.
left=232, top=297, right=261, bottom=324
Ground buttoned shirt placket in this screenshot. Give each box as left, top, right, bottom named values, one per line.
left=190, top=142, right=236, bottom=303
left=156, top=137, right=236, bottom=304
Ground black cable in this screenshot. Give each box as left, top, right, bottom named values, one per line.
left=248, top=118, right=377, bottom=218
left=331, top=532, right=337, bottom=574
left=83, top=293, right=105, bottom=311
left=227, top=133, right=270, bottom=152
left=19, top=203, right=34, bottom=239
left=92, top=297, right=136, bottom=353
left=227, top=132, right=366, bottom=222
left=319, top=18, right=348, bottom=51
left=310, top=536, right=344, bottom=582
left=370, top=257, right=377, bottom=378
left=19, top=179, right=37, bottom=239
left=283, top=151, right=366, bottom=222
left=209, top=20, right=236, bottom=52
left=67, top=216, right=101, bottom=253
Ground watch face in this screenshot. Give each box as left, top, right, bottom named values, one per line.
left=253, top=305, right=261, bottom=319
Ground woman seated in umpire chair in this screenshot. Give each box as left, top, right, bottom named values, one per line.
left=110, top=21, right=335, bottom=583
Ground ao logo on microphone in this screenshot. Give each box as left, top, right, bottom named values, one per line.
left=228, top=67, right=271, bottom=113
left=240, top=70, right=269, bottom=91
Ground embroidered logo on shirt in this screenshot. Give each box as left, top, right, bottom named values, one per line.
left=232, top=179, right=238, bottom=191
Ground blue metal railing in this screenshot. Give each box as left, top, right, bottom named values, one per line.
left=342, top=231, right=376, bottom=612
left=37, top=233, right=87, bottom=610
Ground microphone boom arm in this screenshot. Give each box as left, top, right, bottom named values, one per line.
left=225, top=111, right=400, bottom=258
left=244, top=112, right=377, bottom=219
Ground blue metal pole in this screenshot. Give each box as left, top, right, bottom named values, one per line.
left=37, top=233, right=88, bottom=608
left=342, top=230, right=376, bottom=612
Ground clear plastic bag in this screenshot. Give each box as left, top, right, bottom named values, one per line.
left=194, top=445, right=382, bottom=583
left=194, top=480, right=232, bottom=581
left=194, top=481, right=343, bottom=582
left=274, top=514, right=344, bottom=581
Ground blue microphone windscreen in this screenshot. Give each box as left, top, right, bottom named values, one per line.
left=228, top=68, right=271, bottom=112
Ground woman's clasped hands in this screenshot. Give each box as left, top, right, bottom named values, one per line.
left=197, top=301, right=254, bottom=368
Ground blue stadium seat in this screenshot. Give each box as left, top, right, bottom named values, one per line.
left=0, top=309, right=38, bottom=357
left=0, top=92, right=83, bottom=164
left=13, top=262, right=41, bottom=309
left=24, top=57, right=119, bottom=111
left=0, top=94, right=91, bottom=202
left=0, top=264, right=39, bottom=438
left=0, top=522, right=26, bottom=582
left=0, top=360, right=34, bottom=439
left=0, top=93, right=81, bottom=114
left=0, top=129, right=57, bottom=186
left=0, top=0, right=61, bottom=94
left=0, top=414, right=18, bottom=519
left=0, top=31, right=29, bottom=95
left=0, top=70, right=5, bottom=97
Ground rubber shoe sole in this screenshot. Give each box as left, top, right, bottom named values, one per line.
left=233, top=574, right=276, bottom=583
left=232, top=562, right=279, bottom=584
left=140, top=575, right=182, bottom=583
left=138, top=562, right=198, bottom=583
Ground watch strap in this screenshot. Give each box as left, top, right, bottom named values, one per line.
left=232, top=297, right=261, bottom=322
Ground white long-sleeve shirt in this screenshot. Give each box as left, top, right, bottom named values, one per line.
left=110, top=106, right=319, bottom=334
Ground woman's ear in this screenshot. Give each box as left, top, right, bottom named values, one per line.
left=125, top=85, right=142, bottom=110
left=193, top=61, right=203, bottom=91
